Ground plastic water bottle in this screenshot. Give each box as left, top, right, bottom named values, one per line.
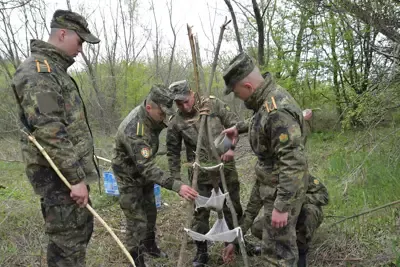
left=154, top=184, right=162, bottom=208
left=103, top=171, right=120, bottom=196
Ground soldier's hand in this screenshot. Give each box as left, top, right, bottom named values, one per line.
left=70, top=181, right=89, bottom=208
left=221, top=149, right=235, bottom=162
left=223, top=243, right=236, bottom=264
left=271, top=208, right=288, bottom=228
left=221, top=126, right=238, bottom=145
left=179, top=185, right=198, bottom=201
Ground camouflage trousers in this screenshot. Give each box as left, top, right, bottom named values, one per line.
left=119, top=182, right=157, bottom=251
left=251, top=203, right=324, bottom=252
left=40, top=197, right=93, bottom=267
left=252, top=196, right=303, bottom=267
left=191, top=166, right=243, bottom=234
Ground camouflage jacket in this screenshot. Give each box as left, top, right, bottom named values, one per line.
left=12, top=39, right=98, bottom=197
left=112, top=103, right=183, bottom=193
left=241, top=73, right=308, bottom=213
left=166, top=95, right=239, bottom=183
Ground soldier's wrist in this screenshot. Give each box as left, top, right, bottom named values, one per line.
left=273, top=200, right=290, bottom=213
left=66, top=166, right=86, bottom=185
left=172, top=179, right=184, bottom=193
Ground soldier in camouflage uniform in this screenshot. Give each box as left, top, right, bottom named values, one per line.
left=166, top=80, right=243, bottom=266
left=251, top=174, right=329, bottom=267
left=221, top=52, right=309, bottom=266
left=112, top=85, right=198, bottom=267
left=11, top=10, right=100, bottom=267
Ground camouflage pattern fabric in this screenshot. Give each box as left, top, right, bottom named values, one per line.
left=223, top=52, right=255, bottom=95
left=112, top=87, right=183, bottom=249
left=223, top=52, right=309, bottom=266
left=41, top=198, right=93, bottom=267
left=12, top=37, right=98, bottom=266
left=166, top=94, right=240, bottom=183
left=12, top=40, right=98, bottom=196
left=50, top=9, right=100, bottom=44
left=251, top=175, right=329, bottom=251
left=166, top=93, right=243, bottom=233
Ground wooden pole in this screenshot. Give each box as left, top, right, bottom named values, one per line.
left=206, top=118, right=249, bottom=267
left=177, top=25, right=208, bottom=267
left=22, top=131, right=135, bottom=267
left=187, top=25, right=200, bottom=93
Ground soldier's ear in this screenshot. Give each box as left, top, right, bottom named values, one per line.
left=59, top=29, right=67, bottom=42
left=145, top=104, right=152, bottom=112
left=243, top=82, right=254, bottom=92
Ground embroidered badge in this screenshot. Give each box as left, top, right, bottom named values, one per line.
left=141, top=147, right=150, bottom=158
left=314, top=179, right=320, bottom=185
left=279, top=133, right=289, bottom=143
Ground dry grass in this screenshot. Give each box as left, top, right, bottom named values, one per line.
left=1, top=127, right=400, bottom=266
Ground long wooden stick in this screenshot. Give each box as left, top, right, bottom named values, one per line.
left=22, top=131, right=135, bottom=267
left=331, top=199, right=400, bottom=226
left=187, top=25, right=200, bottom=93
left=177, top=25, right=207, bottom=267
left=206, top=117, right=249, bottom=267
left=177, top=115, right=207, bottom=267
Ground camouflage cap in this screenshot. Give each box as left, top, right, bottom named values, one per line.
left=223, top=52, right=255, bottom=95
left=148, top=84, right=175, bottom=115
left=50, top=10, right=100, bottom=44
left=169, top=80, right=190, bottom=101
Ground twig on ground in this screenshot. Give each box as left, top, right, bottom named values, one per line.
left=331, top=199, right=400, bottom=226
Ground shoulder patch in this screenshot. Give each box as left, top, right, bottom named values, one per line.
left=209, top=95, right=215, bottom=99
left=279, top=133, right=289, bottom=143
left=136, top=122, right=145, bottom=136
left=35, top=59, right=51, bottom=73
left=313, top=179, right=320, bottom=185
left=140, top=147, right=151, bottom=158
left=264, top=96, right=277, bottom=113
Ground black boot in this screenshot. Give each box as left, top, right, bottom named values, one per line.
left=129, top=247, right=146, bottom=267
left=298, top=248, right=308, bottom=267
left=141, top=232, right=168, bottom=258
left=193, top=241, right=209, bottom=267
left=245, top=241, right=262, bottom=256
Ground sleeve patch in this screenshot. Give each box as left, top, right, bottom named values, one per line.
left=314, top=179, right=320, bottom=185
left=279, top=133, right=289, bottom=143
left=288, top=125, right=301, bottom=138
left=140, top=147, right=151, bottom=158
left=36, top=92, right=61, bottom=114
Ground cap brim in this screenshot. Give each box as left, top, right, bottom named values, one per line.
left=160, top=105, right=175, bottom=116
left=173, top=94, right=190, bottom=101
left=77, top=31, right=100, bottom=44
left=224, top=86, right=233, bottom=95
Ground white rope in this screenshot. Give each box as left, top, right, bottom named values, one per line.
left=95, top=155, right=112, bottom=163
left=193, top=162, right=224, bottom=171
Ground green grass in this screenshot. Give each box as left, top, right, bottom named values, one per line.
left=1, top=125, right=399, bottom=266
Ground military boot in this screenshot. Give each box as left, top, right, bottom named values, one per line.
left=193, top=241, right=209, bottom=267
left=298, top=248, right=308, bottom=267
left=245, top=241, right=262, bottom=256
left=128, top=247, right=146, bottom=267
left=141, top=232, right=168, bottom=258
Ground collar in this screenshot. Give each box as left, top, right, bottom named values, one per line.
left=30, top=39, right=75, bottom=71
left=243, top=72, right=275, bottom=111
